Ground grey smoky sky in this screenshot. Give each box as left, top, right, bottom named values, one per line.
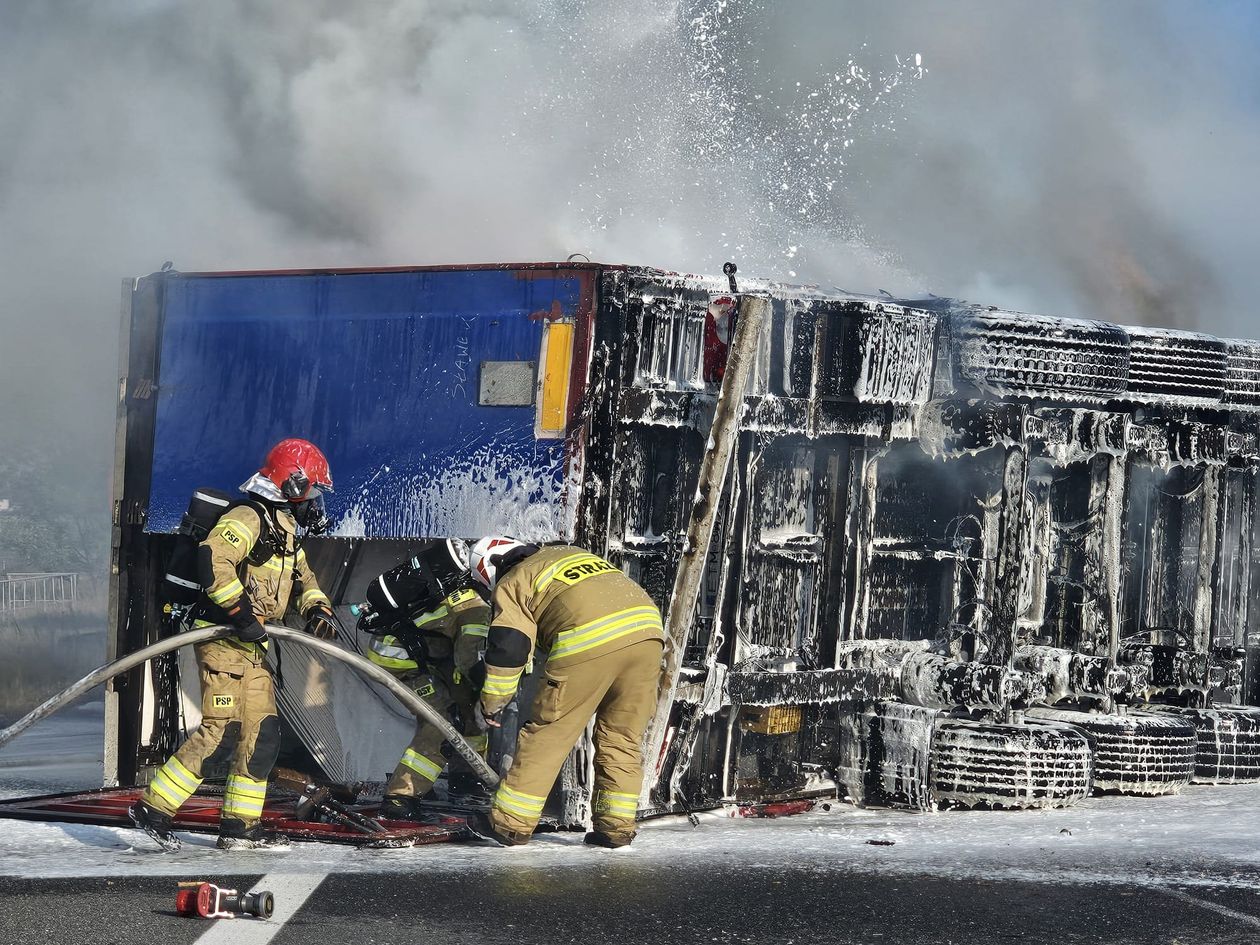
left=1, top=0, right=1257, bottom=514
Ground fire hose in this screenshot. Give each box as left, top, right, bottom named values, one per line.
left=0, top=622, right=499, bottom=787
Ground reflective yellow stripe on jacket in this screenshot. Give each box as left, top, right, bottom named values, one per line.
left=298, top=588, right=330, bottom=612
left=413, top=606, right=450, bottom=629
left=367, top=635, right=418, bottom=671
left=206, top=578, right=245, bottom=607
left=482, top=666, right=523, bottom=698
left=549, top=605, right=663, bottom=661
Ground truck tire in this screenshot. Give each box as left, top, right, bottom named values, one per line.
left=1126, top=328, right=1228, bottom=403
left=1026, top=708, right=1196, bottom=795
left=1225, top=339, right=1260, bottom=407
left=929, top=717, right=1093, bottom=809
left=953, top=313, right=1128, bottom=400
left=1145, top=705, right=1260, bottom=783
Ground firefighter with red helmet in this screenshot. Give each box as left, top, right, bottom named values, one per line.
left=465, top=537, right=664, bottom=848
left=130, top=439, right=338, bottom=852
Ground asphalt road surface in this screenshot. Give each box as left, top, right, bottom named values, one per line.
left=6, top=704, right=1260, bottom=944
left=3, top=859, right=1260, bottom=945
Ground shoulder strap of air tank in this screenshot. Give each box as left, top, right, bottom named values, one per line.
left=228, top=498, right=279, bottom=563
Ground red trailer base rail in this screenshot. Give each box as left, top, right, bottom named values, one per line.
left=0, top=788, right=467, bottom=847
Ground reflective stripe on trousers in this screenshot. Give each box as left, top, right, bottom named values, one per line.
left=399, top=749, right=443, bottom=782
left=592, top=789, right=639, bottom=819
left=222, top=774, right=268, bottom=824
left=493, top=785, right=547, bottom=820
left=143, top=756, right=204, bottom=815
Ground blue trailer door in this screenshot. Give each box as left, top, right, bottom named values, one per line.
left=145, top=266, right=593, bottom=540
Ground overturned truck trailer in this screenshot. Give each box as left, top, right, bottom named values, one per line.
left=108, top=262, right=1260, bottom=826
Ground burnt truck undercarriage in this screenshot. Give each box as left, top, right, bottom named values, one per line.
left=100, top=263, right=1260, bottom=833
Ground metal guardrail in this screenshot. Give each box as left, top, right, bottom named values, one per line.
left=0, top=573, right=79, bottom=611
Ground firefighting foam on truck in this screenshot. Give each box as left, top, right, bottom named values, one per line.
left=2, top=259, right=1259, bottom=850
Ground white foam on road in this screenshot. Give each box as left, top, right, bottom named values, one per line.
left=4, top=784, right=1260, bottom=889
left=4, top=702, right=1260, bottom=894
left=194, top=872, right=328, bottom=945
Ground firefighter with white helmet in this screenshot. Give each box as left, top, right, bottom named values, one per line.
left=129, top=438, right=338, bottom=851
left=467, top=537, right=664, bottom=848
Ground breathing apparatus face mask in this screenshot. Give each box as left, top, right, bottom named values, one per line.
left=292, top=490, right=329, bottom=536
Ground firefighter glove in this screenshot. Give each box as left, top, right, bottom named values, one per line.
left=475, top=701, right=502, bottom=730
left=226, top=601, right=267, bottom=643
left=303, top=606, right=338, bottom=640
left=235, top=618, right=268, bottom=644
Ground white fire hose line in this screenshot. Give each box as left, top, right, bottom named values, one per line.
left=194, top=871, right=329, bottom=945
left=0, top=622, right=498, bottom=786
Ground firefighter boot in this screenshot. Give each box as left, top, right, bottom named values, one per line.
left=446, top=772, right=492, bottom=803
left=129, top=800, right=182, bottom=853
left=464, top=811, right=529, bottom=846
left=379, top=793, right=422, bottom=821
left=584, top=829, right=637, bottom=849
left=216, top=818, right=291, bottom=850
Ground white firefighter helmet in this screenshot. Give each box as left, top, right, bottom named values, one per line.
left=469, top=536, right=529, bottom=590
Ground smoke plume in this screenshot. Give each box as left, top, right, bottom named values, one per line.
left=1, top=0, right=1257, bottom=575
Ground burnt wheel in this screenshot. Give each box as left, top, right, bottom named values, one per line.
left=1026, top=708, right=1196, bottom=795
left=929, top=717, right=1093, bottom=809
left=1146, top=705, right=1260, bottom=783
left=954, top=312, right=1128, bottom=399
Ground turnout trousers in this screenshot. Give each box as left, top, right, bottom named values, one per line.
left=386, top=669, right=488, bottom=798
left=140, top=639, right=281, bottom=828
left=490, top=638, right=663, bottom=844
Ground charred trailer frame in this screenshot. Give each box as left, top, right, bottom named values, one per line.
left=109, top=263, right=1260, bottom=828
left=617, top=286, right=1260, bottom=812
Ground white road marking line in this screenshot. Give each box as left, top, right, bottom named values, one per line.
left=194, top=871, right=328, bottom=945
left=1159, top=886, right=1260, bottom=929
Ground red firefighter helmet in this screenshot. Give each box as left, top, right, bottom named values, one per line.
left=259, top=439, right=333, bottom=501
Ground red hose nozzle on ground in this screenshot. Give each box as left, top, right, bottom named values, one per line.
left=175, top=881, right=274, bottom=919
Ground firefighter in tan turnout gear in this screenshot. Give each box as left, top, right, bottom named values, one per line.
left=466, top=538, right=664, bottom=848
left=367, top=585, right=493, bottom=818
left=129, top=439, right=338, bottom=852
